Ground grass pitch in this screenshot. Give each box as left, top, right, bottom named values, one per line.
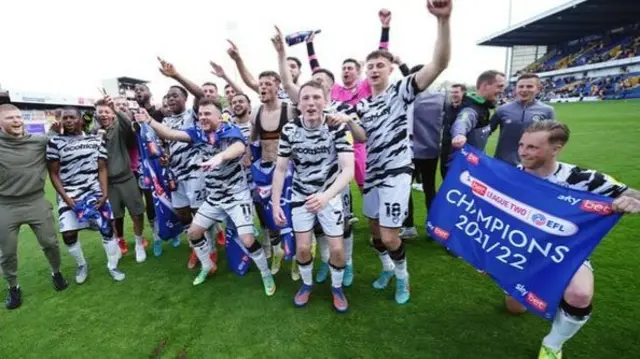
left=0, top=100, right=639, bottom=358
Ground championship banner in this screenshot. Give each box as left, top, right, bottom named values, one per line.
left=427, top=145, right=622, bottom=320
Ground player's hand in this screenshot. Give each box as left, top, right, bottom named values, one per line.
left=50, top=120, right=62, bottom=134
left=612, top=196, right=640, bottom=214
left=326, top=113, right=351, bottom=127
left=271, top=26, right=285, bottom=54
left=96, top=129, right=106, bottom=137
left=157, top=57, right=178, bottom=78
left=242, top=153, right=252, bottom=168
left=209, top=61, right=226, bottom=78
left=102, top=95, right=115, bottom=109
left=451, top=134, right=467, bottom=149
left=305, top=192, right=328, bottom=213
left=65, top=197, right=77, bottom=210
left=427, top=0, right=452, bottom=19
left=226, top=40, right=241, bottom=61
left=95, top=195, right=108, bottom=210
left=159, top=156, right=169, bottom=167
left=379, top=8, right=392, bottom=27
left=133, top=108, right=151, bottom=124
left=393, top=54, right=403, bottom=65
left=273, top=205, right=287, bottom=227
left=306, top=31, right=316, bottom=43
left=199, top=154, right=224, bottom=170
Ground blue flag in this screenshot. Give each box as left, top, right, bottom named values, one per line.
left=73, top=194, right=113, bottom=238
left=136, top=123, right=183, bottom=240
left=251, top=159, right=296, bottom=260
left=223, top=217, right=252, bottom=276
left=427, top=145, right=622, bottom=320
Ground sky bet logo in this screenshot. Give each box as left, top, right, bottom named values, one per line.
left=580, top=200, right=613, bottom=216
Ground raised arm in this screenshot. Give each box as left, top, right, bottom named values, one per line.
left=227, top=40, right=260, bottom=94
left=209, top=61, right=245, bottom=97
left=305, top=33, right=321, bottom=71
left=378, top=9, right=391, bottom=50
left=273, top=26, right=300, bottom=103
left=414, top=0, right=452, bottom=92
left=158, top=57, right=205, bottom=99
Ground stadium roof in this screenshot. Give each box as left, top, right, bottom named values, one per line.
left=478, top=0, right=640, bottom=47
left=116, top=76, right=148, bottom=84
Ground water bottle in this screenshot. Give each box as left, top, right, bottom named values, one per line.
left=285, top=30, right=321, bottom=47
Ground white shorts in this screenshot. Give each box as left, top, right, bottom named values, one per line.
left=192, top=190, right=254, bottom=236
left=58, top=202, right=114, bottom=233
left=292, top=194, right=344, bottom=237
left=363, top=173, right=411, bottom=228
left=171, top=173, right=206, bottom=209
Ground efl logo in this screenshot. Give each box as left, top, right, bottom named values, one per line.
left=531, top=213, right=546, bottom=226
left=466, top=153, right=479, bottom=165
left=433, top=227, right=450, bottom=240
left=580, top=200, right=613, bottom=216
left=471, top=181, right=488, bottom=196
left=525, top=292, right=548, bottom=312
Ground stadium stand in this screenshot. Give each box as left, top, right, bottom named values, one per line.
left=478, top=0, right=640, bottom=102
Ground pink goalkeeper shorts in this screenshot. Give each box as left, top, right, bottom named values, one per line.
left=353, top=142, right=366, bottom=188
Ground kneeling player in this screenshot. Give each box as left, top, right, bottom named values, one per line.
left=46, top=108, right=125, bottom=282
left=515, top=121, right=640, bottom=359
left=271, top=81, right=354, bottom=312
left=138, top=99, right=276, bottom=295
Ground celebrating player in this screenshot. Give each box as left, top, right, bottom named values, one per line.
left=46, top=108, right=125, bottom=283
left=272, top=80, right=354, bottom=312
left=335, top=0, right=452, bottom=304
left=0, top=104, right=68, bottom=309
left=511, top=121, right=640, bottom=359
left=137, top=98, right=276, bottom=294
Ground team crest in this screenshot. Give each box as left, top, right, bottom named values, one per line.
left=531, top=115, right=542, bottom=122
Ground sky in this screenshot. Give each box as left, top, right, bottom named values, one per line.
left=0, top=0, right=566, bottom=103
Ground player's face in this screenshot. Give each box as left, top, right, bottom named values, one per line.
left=518, top=131, right=560, bottom=170
left=202, top=85, right=218, bottom=99
left=287, top=59, right=301, bottom=82
left=114, top=98, right=128, bottom=113
left=166, top=88, right=187, bottom=113
left=198, top=104, right=222, bottom=132
left=134, top=84, right=151, bottom=104
left=231, top=95, right=249, bottom=117
left=0, top=109, right=24, bottom=136
left=342, top=61, right=359, bottom=86
left=366, top=57, right=393, bottom=88
left=450, top=87, right=464, bottom=104
left=516, top=78, right=539, bottom=102
left=312, top=72, right=334, bottom=95
left=486, top=75, right=506, bottom=103
left=258, top=76, right=279, bottom=103
left=224, top=86, right=236, bottom=103
left=61, top=110, right=82, bottom=134
left=96, top=105, right=116, bottom=128
left=161, top=97, right=171, bottom=117
left=298, top=86, right=326, bottom=123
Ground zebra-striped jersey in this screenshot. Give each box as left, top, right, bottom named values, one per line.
left=518, top=162, right=628, bottom=198
left=278, top=117, right=353, bottom=207
left=234, top=121, right=252, bottom=142
left=163, top=109, right=202, bottom=181
left=354, top=74, right=419, bottom=192
left=46, top=134, right=107, bottom=203
left=185, top=122, right=249, bottom=205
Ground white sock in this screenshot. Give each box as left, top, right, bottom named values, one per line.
left=329, top=264, right=345, bottom=288
left=393, top=258, right=408, bottom=280
left=67, top=241, right=86, bottom=266
left=542, top=308, right=590, bottom=351
left=103, top=239, right=120, bottom=270
left=193, top=239, right=213, bottom=270
left=298, top=261, right=313, bottom=286
left=379, top=252, right=395, bottom=272
left=134, top=235, right=143, bottom=246
left=317, top=234, right=330, bottom=264
left=344, top=233, right=353, bottom=266
left=249, top=248, right=271, bottom=277
left=203, top=231, right=216, bottom=254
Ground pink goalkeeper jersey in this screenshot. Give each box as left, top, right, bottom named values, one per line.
left=331, top=80, right=372, bottom=105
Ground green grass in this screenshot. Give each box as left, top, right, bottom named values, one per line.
left=1, top=100, right=639, bottom=359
